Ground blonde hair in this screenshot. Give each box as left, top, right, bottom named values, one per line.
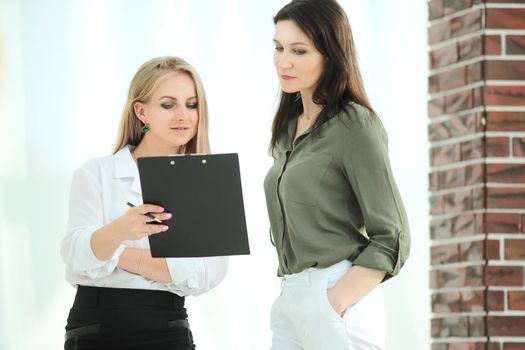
left=113, top=56, right=210, bottom=154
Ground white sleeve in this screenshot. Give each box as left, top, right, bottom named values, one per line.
left=165, top=256, right=228, bottom=296
left=60, top=163, right=125, bottom=279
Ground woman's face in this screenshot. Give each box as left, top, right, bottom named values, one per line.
left=273, top=20, right=324, bottom=95
left=135, top=72, right=199, bottom=151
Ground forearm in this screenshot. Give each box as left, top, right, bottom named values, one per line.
left=91, top=222, right=125, bottom=260
left=329, top=265, right=386, bottom=313
left=117, top=247, right=172, bottom=284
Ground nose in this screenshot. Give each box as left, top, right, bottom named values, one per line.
left=275, top=51, right=292, bottom=70
left=176, top=106, right=189, bottom=121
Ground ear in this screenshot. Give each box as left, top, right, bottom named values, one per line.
left=133, top=101, right=146, bottom=123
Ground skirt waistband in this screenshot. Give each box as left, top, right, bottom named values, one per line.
left=74, top=286, right=185, bottom=310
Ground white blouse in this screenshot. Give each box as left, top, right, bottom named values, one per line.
left=61, top=145, right=228, bottom=296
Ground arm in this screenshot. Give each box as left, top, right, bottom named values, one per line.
left=117, top=248, right=172, bottom=284
left=61, top=161, right=170, bottom=279
left=329, top=113, right=410, bottom=313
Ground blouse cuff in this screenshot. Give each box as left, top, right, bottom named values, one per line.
left=72, top=227, right=125, bottom=279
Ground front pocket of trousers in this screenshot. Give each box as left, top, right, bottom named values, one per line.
left=65, top=324, right=101, bottom=340
left=319, top=280, right=345, bottom=321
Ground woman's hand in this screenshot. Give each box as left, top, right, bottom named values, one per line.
left=327, top=284, right=353, bottom=316
left=91, top=204, right=171, bottom=261
left=110, top=204, right=171, bottom=241
left=326, top=265, right=386, bottom=317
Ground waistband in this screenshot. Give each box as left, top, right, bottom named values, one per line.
left=281, top=260, right=352, bottom=288
left=74, top=286, right=185, bottom=310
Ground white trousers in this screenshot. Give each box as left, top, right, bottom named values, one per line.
left=270, top=260, right=385, bottom=350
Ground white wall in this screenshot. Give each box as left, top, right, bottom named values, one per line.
left=0, top=0, right=429, bottom=349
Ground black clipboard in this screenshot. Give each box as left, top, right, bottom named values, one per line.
left=137, top=153, right=250, bottom=257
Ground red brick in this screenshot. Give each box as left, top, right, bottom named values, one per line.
left=487, top=112, right=525, bottom=132
left=430, top=172, right=440, bottom=191
left=489, top=344, right=501, bottom=350
left=428, top=10, right=482, bottom=44
left=454, top=213, right=478, bottom=236
left=432, top=343, right=447, bottom=350
left=467, top=62, right=483, bottom=84
left=486, top=137, right=510, bottom=157
left=431, top=43, right=459, bottom=69
left=429, top=112, right=482, bottom=142
left=485, top=62, right=525, bottom=81
left=486, top=9, right=525, bottom=30
left=485, top=213, right=520, bottom=233
left=505, top=239, right=525, bottom=260
left=448, top=342, right=486, bottom=350
left=507, top=35, right=525, bottom=55
left=472, top=187, right=485, bottom=210
left=485, top=35, right=502, bottom=55
left=433, top=66, right=467, bottom=91
left=432, top=143, right=461, bottom=166
left=444, top=167, right=467, bottom=189
left=522, top=215, right=525, bottom=233
left=485, top=266, right=524, bottom=286
left=469, top=316, right=485, bottom=337
left=431, top=217, right=453, bottom=239
left=429, top=0, right=444, bottom=20
left=459, top=35, right=483, bottom=61
left=487, top=316, right=525, bottom=336
left=432, top=243, right=460, bottom=264
left=466, top=164, right=485, bottom=186
left=486, top=239, right=501, bottom=260
left=446, top=88, right=483, bottom=113
left=437, top=268, right=468, bottom=288
left=488, top=290, right=504, bottom=311
left=433, top=316, right=470, bottom=337
left=487, top=187, right=525, bottom=209
left=442, top=190, right=474, bottom=214
left=514, top=138, right=525, bottom=157
left=504, top=343, right=525, bottom=350
left=508, top=291, right=525, bottom=311
left=432, top=291, right=462, bottom=313
left=485, top=86, right=525, bottom=106
left=461, top=290, right=485, bottom=312
left=444, top=0, right=473, bottom=16
left=451, top=9, right=483, bottom=37
left=466, top=265, right=485, bottom=286
left=431, top=270, right=439, bottom=289
left=429, top=96, right=446, bottom=117
left=460, top=240, right=484, bottom=262
left=431, top=194, right=446, bottom=215
left=487, top=164, right=525, bottom=184
left=461, top=137, right=485, bottom=161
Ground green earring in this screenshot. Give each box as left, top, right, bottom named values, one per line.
left=141, top=123, right=150, bottom=133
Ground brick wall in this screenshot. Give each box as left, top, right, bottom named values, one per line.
left=428, top=1, right=525, bottom=349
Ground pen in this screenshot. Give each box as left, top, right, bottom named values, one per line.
left=126, top=202, right=163, bottom=223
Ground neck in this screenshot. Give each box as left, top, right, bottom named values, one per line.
left=132, top=136, right=183, bottom=160
left=299, top=90, right=322, bottom=122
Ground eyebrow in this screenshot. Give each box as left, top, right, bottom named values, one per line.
left=273, top=39, right=309, bottom=46
left=158, top=96, right=197, bottom=100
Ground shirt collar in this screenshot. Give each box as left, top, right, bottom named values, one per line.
left=114, top=145, right=142, bottom=194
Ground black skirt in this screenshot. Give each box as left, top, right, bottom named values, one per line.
left=64, top=286, right=195, bottom=350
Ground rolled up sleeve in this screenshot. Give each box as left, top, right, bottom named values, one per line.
left=60, top=163, right=124, bottom=279
left=342, top=117, right=411, bottom=280
left=165, top=256, right=228, bottom=296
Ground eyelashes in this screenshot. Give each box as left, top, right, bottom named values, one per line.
left=274, top=46, right=307, bottom=55
left=161, top=102, right=198, bottom=110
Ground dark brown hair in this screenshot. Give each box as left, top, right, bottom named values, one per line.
left=270, top=0, right=374, bottom=153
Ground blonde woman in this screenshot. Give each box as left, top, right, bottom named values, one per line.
left=61, top=56, right=227, bottom=349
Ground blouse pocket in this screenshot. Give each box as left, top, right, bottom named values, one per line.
left=280, top=152, right=332, bottom=207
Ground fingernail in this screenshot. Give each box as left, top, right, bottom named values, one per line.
left=162, top=226, right=169, bottom=231
left=165, top=213, right=172, bottom=219
left=158, top=207, right=165, bottom=212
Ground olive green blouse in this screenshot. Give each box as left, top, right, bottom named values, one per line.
left=263, top=103, right=410, bottom=279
